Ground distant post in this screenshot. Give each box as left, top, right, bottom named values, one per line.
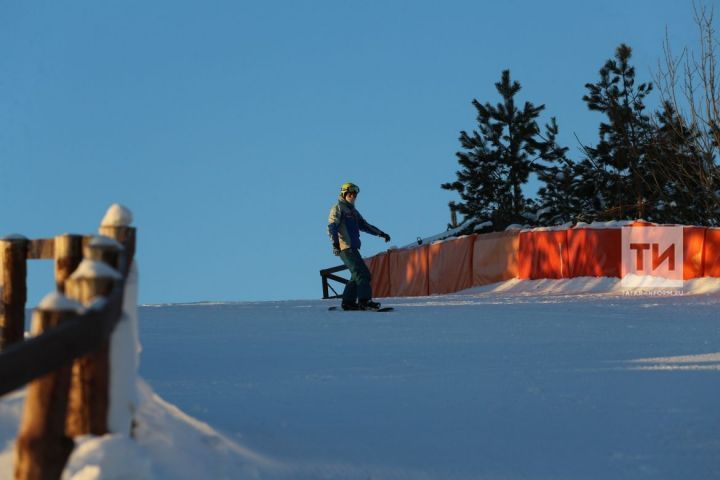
left=99, top=203, right=136, bottom=273
left=0, top=236, right=29, bottom=348
left=97, top=204, right=138, bottom=436
left=14, top=293, right=82, bottom=480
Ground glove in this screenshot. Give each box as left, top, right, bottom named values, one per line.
left=332, top=242, right=341, bottom=256
left=380, top=232, right=391, bottom=243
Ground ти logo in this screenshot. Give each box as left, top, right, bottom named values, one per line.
left=621, top=226, right=684, bottom=288
left=628, top=242, right=675, bottom=271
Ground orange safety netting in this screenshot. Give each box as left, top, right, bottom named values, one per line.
left=428, top=236, right=475, bottom=295
left=388, top=245, right=429, bottom=297
left=360, top=223, right=718, bottom=300
left=703, top=228, right=720, bottom=277
left=364, top=251, right=391, bottom=298
left=472, top=231, right=519, bottom=285
left=566, top=228, right=621, bottom=278
left=518, top=230, right=570, bottom=279
left=625, top=223, right=707, bottom=279
left=683, top=227, right=706, bottom=279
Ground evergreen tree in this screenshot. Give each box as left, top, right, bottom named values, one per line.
left=534, top=118, right=578, bottom=225
left=645, top=101, right=720, bottom=225
left=442, top=70, right=559, bottom=230
left=582, top=44, right=654, bottom=220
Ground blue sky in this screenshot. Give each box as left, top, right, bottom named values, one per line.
left=0, top=1, right=701, bottom=304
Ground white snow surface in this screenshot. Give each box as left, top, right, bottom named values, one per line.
left=88, top=235, right=124, bottom=250
left=100, top=204, right=134, bottom=227
left=108, top=261, right=140, bottom=434
left=2, top=277, right=720, bottom=479
left=521, top=221, right=575, bottom=232
left=69, top=260, right=122, bottom=281
left=0, top=234, right=28, bottom=241
left=573, top=220, right=637, bottom=229
left=36, top=292, right=84, bottom=313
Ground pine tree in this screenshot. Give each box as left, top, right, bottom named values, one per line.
left=534, top=118, right=577, bottom=225
left=645, top=101, right=720, bottom=225
left=442, top=70, right=558, bottom=231
left=582, top=44, right=654, bottom=220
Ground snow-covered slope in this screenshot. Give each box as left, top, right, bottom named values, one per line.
left=0, top=379, right=286, bottom=480
left=2, top=277, right=720, bottom=479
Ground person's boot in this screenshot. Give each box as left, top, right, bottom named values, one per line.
left=358, top=300, right=381, bottom=311
left=341, top=301, right=360, bottom=311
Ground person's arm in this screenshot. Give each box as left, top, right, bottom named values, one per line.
left=358, top=212, right=391, bottom=242
left=327, top=205, right=342, bottom=254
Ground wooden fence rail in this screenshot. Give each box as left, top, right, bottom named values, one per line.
left=0, top=288, right=122, bottom=397
left=0, top=206, right=137, bottom=480
left=319, top=264, right=349, bottom=299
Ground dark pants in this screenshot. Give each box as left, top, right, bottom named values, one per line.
left=339, top=248, right=372, bottom=304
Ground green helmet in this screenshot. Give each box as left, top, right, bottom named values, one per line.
left=340, top=182, right=360, bottom=195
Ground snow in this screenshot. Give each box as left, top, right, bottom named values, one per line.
left=100, top=204, right=133, bottom=227
left=63, top=433, right=153, bottom=480
left=36, top=292, right=85, bottom=313
left=2, top=277, right=720, bottom=478
left=521, top=221, right=574, bottom=232
left=473, top=220, right=493, bottom=231
left=88, top=236, right=124, bottom=250
left=69, top=260, right=122, bottom=281
left=573, top=220, right=636, bottom=229
left=108, top=261, right=140, bottom=434
left=0, top=234, right=28, bottom=241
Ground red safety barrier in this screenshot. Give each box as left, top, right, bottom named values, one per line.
left=703, top=228, right=720, bottom=277
left=388, top=245, right=429, bottom=297
left=683, top=227, right=706, bottom=279
left=566, top=228, right=621, bottom=278
left=365, top=251, right=391, bottom=298
left=472, top=231, right=519, bottom=285
left=518, top=230, right=570, bottom=279
left=357, top=223, right=718, bottom=301
left=428, top=236, right=475, bottom=294
left=624, top=223, right=706, bottom=279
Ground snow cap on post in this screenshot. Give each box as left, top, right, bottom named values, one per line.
left=69, top=259, right=122, bottom=281
left=85, top=235, right=124, bottom=271
left=99, top=204, right=136, bottom=270
left=37, top=292, right=84, bottom=313
left=1, top=234, right=28, bottom=241
left=101, top=204, right=134, bottom=227
left=32, top=292, right=84, bottom=335
left=88, top=235, right=124, bottom=250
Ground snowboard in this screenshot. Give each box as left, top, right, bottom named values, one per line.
left=328, top=306, right=394, bottom=312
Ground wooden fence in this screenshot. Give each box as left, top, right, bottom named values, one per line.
left=0, top=211, right=137, bottom=480
left=319, top=265, right=349, bottom=299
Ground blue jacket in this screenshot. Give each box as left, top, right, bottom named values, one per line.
left=328, top=196, right=384, bottom=250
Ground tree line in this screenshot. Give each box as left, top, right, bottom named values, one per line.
left=443, top=7, right=720, bottom=232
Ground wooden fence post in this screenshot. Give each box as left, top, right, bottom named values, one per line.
left=54, top=235, right=83, bottom=294
left=1, top=236, right=29, bottom=349
left=83, top=236, right=123, bottom=271
left=14, top=293, right=83, bottom=480
left=96, top=223, right=137, bottom=436
left=97, top=227, right=135, bottom=274
left=64, top=260, right=121, bottom=437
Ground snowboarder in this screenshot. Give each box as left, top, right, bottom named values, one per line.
left=328, top=182, right=391, bottom=311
